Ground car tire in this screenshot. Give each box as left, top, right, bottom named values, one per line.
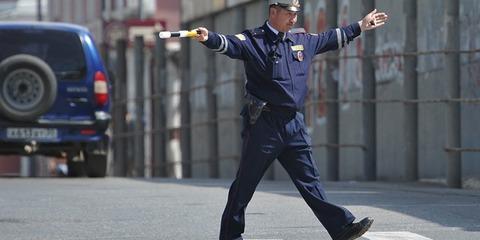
left=85, top=152, right=107, bottom=178
left=0, top=54, right=57, bottom=121
left=67, top=152, right=85, bottom=177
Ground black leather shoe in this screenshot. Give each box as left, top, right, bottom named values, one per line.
left=332, top=217, right=374, bottom=240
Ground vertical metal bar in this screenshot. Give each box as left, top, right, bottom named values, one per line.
left=30, top=157, right=37, bottom=177
left=404, top=0, right=418, bottom=181
left=445, top=0, right=461, bottom=188
left=362, top=0, right=377, bottom=181
left=152, top=33, right=167, bottom=177
left=236, top=6, right=247, bottom=157
left=37, top=0, right=42, bottom=21
left=263, top=0, right=270, bottom=12
left=208, top=94, right=219, bottom=178
left=114, top=38, right=127, bottom=177
left=134, top=36, right=145, bottom=177
left=206, top=17, right=219, bottom=178
left=100, top=43, right=109, bottom=70
left=180, top=23, right=192, bottom=178
left=296, top=0, right=305, bottom=27
left=138, top=0, right=143, bottom=19
left=263, top=5, right=275, bottom=180
left=326, top=0, right=339, bottom=181
left=237, top=6, right=246, bottom=109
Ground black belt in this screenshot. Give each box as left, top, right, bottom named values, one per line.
left=263, top=104, right=297, bottom=114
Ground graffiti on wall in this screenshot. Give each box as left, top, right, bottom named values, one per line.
left=418, top=3, right=444, bottom=73
left=338, top=0, right=363, bottom=99
left=375, top=42, right=403, bottom=83
left=461, top=1, right=480, bottom=61
left=461, top=1, right=480, bottom=97
left=315, top=0, right=328, bottom=122
left=304, top=0, right=368, bottom=125
left=466, top=63, right=480, bottom=98
left=304, top=0, right=328, bottom=126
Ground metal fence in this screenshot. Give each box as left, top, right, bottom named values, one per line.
left=109, top=0, right=480, bottom=188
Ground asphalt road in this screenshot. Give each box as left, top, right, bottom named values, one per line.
left=0, top=178, right=479, bottom=240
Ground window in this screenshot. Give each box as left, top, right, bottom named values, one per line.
left=0, top=29, right=86, bottom=80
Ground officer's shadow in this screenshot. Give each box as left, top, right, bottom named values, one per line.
left=135, top=178, right=480, bottom=233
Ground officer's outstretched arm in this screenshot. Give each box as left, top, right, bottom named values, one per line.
left=307, top=23, right=361, bottom=55
left=308, top=9, right=388, bottom=55
left=195, top=27, right=247, bottom=60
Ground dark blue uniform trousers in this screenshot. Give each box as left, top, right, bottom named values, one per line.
left=219, top=108, right=355, bottom=240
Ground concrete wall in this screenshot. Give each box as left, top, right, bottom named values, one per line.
left=459, top=0, right=480, bottom=186
left=188, top=17, right=211, bottom=178
left=417, top=0, right=446, bottom=180
left=336, top=0, right=367, bottom=181
left=182, top=0, right=480, bottom=185
left=214, top=8, right=245, bottom=178
left=374, top=0, right=406, bottom=181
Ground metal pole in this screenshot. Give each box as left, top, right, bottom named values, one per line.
left=152, top=33, right=167, bottom=177
left=180, top=23, right=192, bottom=178
left=206, top=18, right=219, bottom=178
left=445, top=0, right=461, bottom=188
left=362, top=0, right=377, bottom=181
left=138, top=0, right=143, bottom=19
left=296, top=0, right=305, bottom=27
left=207, top=92, right=219, bottom=178
left=100, top=1, right=108, bottom=68
left=404, top=0, right=418, bottom=181
left=30, top=157, right=37, bottom=177
left=263, top=5, right=275, bottom=180
left=236, top=7, right=247, bottom=176
left=114, top=38, right=128, bottom=177
left=326, top=0, right=339, bottom=181
left=134, top=36, right=145, bottom=177
left=37, top=0, right=42, bottom=21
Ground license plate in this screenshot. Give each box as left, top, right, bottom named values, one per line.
left=6, top=128, right=58, bottom=140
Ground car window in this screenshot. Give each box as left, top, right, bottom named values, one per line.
left=0, top=28, right=86, bottom=80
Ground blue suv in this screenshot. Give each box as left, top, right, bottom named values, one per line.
left=0, top=22, right=111, bottom=177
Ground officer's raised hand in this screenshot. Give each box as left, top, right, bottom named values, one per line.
left=194, top=27, right=209, bottom=42
left=358, top=9, right=388, bottom=31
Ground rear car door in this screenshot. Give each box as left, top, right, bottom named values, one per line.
left=0, top=27, right=93, bottom=125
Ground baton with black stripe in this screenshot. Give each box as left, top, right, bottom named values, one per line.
left=159, top=30, right=201, bottom=39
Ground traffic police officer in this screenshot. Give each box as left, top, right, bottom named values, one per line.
left=195, top=1, right=388, bottom=239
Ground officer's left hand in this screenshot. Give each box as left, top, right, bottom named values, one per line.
left=194, top=27, right=209, bottom=42
left=358, top=9, right=388, bottom=31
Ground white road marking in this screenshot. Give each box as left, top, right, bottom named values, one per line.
left=363, top=231, right=433, bottom=240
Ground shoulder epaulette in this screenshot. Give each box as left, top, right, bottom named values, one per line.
left=290, top=28, right=306, bottom=34
left=249, top=28, right=265, bottom=37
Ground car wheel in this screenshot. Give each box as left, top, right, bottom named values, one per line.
left=0, top=54, right=57, bottom=121
left=67, top=152, right=85, bottom=177
left=85, top=151, right=107, bottom=178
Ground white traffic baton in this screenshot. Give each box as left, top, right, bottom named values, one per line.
left=159, top=30, right=201, bottom=39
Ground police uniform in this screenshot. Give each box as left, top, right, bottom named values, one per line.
left=201, top=1, right=362, bottom=239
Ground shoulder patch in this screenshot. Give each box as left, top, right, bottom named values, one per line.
left=235, top=34, right=246, bottom=41
left=290, top=28, right=306, bottom=34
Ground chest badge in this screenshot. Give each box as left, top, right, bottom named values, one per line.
left=296, top=51, right=304, bottom=62
left=291, top=45, right=304, bottom=51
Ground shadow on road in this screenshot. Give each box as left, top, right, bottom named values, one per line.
left=133, top=177, right=480, bottom=233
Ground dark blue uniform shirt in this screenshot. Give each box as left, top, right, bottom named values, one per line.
left=202, top=21, right=361, bottom=110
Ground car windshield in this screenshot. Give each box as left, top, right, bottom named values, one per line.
left=0, top=28, right=86, bottom=80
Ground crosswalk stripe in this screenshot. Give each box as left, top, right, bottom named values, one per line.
left=362, top=231, right=433, bottom=240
